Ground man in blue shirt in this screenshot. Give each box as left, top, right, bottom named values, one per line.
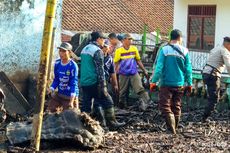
left=47, top=42, right=79, bottom=113
left=150, top=29, right=192, bottom=134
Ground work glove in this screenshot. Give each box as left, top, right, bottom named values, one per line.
left=150, top=83, right=157, bottom=92
left=184, top=86, right=192, bottom=96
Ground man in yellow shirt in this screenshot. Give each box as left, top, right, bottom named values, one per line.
left=114, top=34, right=150, bottom=110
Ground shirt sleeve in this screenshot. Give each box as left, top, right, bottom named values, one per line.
left=221, top=48, right=230, bottom=74
left=50, top=62, right=59, bottom=90
left=184, top=53, right=193, bottom=86
left=151, top=49, right=165, bottom=83
left=114, top=48, right=121, bottom=63
left=93, top=49, right=106, bottom=84
left=69, top=62, right=79, bottom=97
left=134, top=46, right=141, bottom=61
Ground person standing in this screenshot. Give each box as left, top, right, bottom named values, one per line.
left=202, top=37, right=230, bottom=122
left=80, top=31, right=124, bottom=129
left=150, top=29, right=192, bottom=134
left=114, top=33, right=150, bottom=110
left=93, top=40, right=125, bottom=129
left=108, top=33, right=122, bottom=56
left=47, top=42, right=79, bottom=113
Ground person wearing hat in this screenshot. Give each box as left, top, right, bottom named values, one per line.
left=202, top=36, right=230, bottom=122
left=108, top=33, right=122, bottom=56
left=47, top=42, right=79, bottom=113
left=150, top=29, right=192, bottom=134
left=114, top=33, right=151, bottom=110
left=92, top=39, right=125, bottom=130
left=80, top=31, right=124, bottom=129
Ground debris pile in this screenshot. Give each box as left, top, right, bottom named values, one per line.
left=5, top=109, right=104, bottom=151
left=76, top=103, right=229, bottom=153
left=0, top=100, right=229, bottom=152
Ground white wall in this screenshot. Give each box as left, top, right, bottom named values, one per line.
left=0, top=0, right=62, bottom=79
left=174, top=0, right=230, bottom=47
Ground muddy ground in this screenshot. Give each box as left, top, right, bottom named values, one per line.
left=37, top=101, right=230, bottom=153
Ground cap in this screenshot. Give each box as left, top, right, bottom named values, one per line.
left=104, top=39, right=110, bottom=47
left=91, top=31, right=107, bottom=41
left=123, top=33, right=133, bottom=40
left=58, top=42, right=72, bottom=51
left=108, top=33, right=117, bottom=39
left=117, top=34, right=123, bottom=41
left=223, top=37, right=230, bottom=43
left=170, top=29, right=182, bottom=40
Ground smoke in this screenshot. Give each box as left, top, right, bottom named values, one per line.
left=0, top=0, right=62, bottom=75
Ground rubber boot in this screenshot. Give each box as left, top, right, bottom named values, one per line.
left=92, top=106, right=108, bottom=130
left=104, top=107, right=125, bottom=130
left=202, top=109, right=212, bottom=122
left=118, top=100, right=127, bottom=109
left=175, top=116, right=180, bottom=128
left=175, top=115, right=181, bottom=133
left=165, top=113, right=176, bottom=134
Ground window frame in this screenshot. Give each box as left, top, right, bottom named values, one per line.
left=187, top=5, right=216, bottom=52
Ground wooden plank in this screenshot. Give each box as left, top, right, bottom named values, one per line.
left=0, top=71, right=31, bottom=115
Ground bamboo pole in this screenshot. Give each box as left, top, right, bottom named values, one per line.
left=31, top=0, right=57, bottom=151
left=47, top=27, right=56, bottom=82
left=141, top=24, right=147, bottom=57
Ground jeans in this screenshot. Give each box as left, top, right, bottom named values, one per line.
left=202, top=73, right=220, bottom=116
left=81, top=83, right=113, bottom=113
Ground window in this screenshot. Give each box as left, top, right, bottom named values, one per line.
left=187, top=5, right=216, bottom=51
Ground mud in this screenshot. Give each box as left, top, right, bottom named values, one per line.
left=38, top=102, right=230, bottom=153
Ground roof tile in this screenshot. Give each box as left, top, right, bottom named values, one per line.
left=62, top=0, right=173, bottom=34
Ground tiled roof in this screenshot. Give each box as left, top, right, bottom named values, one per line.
left=122, top=0, right=174, bottom=34
left=62, top=0, right=173, bottom=34
left=62, top=0, right=144, bottom=33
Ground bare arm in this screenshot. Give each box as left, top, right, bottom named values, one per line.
left=111, top=73, right=118, bottom=87
left=137, top=60, right=148, bottom=78
left=115, top=62, right=120, bottom=73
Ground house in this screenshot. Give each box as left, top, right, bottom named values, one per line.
left=174, top=0, right=230, bottom=71
left=62, top=0, right=174, bottom=35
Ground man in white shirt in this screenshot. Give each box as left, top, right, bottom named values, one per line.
left=202, top=37, right=230, bottom=122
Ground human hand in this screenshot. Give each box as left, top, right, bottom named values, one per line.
left=150, top=83, right=157, bottom=92
left=46, top=88, right=52, bottom=94
left=184, top=86, right=192, bottom=96
left=73, top=97, right=79, bottom=109
left=143, top=70, right=149, bottom=80
left=113, top=85, right=119, bottom=94
left=47, top=88, right=55, bottom=97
